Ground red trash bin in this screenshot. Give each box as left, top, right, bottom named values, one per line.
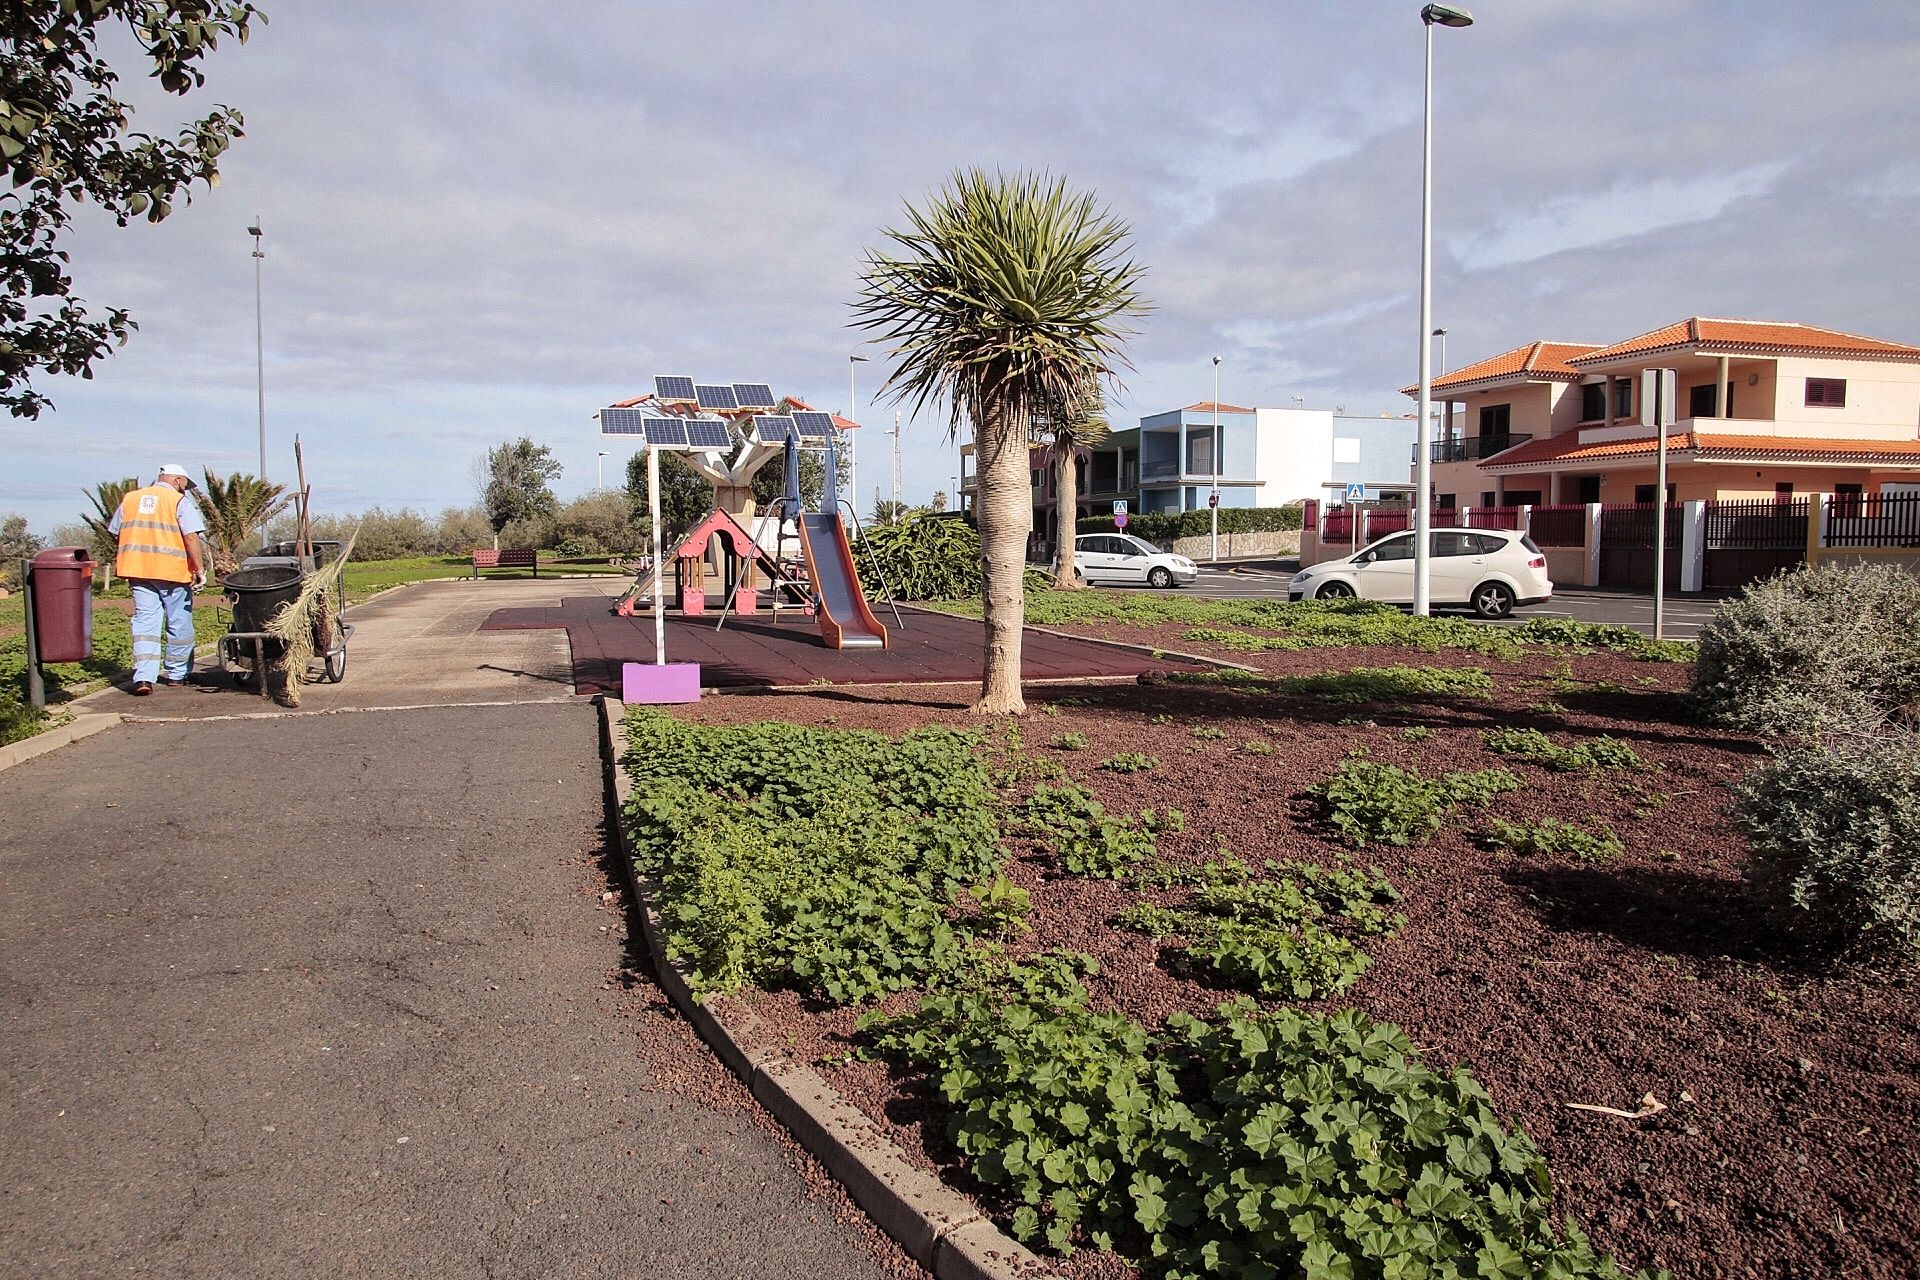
left=30, top=547, right=96, bottom=663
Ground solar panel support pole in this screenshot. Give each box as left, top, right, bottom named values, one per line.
left=649, top=446, right=666, bottom=664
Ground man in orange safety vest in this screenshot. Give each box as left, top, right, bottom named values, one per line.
left=107, top=464, right=207, bottom=695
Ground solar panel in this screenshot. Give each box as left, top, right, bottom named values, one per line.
left=791, top=411, right=835, bottom=440
left=643, top=418, right=688, bottom=448
left=654, top=375, right=696, bottom=403
left=752, top=414, right=796, bottom=443
left=684, top=419, right=732, bottom=449
left=598, top=407, right=649, bottom=435
left=694, top=384, right=739, bottom=411
left=731, top=383, right=775, bottom=410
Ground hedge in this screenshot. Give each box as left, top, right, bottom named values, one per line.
left=1075, top=503, right=1303, bottom=545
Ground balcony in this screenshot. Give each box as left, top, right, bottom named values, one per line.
left=1413, top=433, right=1532, bottom=464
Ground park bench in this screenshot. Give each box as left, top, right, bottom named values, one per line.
left=469, top=548, right=539, bottom=578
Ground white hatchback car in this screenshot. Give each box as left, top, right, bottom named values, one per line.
left=1062, top=533, right=1199, bottom=588
left=1287, top=528, right=1553, bottom=618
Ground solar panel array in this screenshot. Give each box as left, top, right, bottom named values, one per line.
left=694, top=384, right=739, bottom=411
left=731, top=383, right=775, bottom=410
left=683, top=419, right=732, bottom=449
left=598, top=407, right=650, bottom=436
left=654, top=375, right=696, bottom=403
left=791, top=411, right=835, bottom=441
left=752, top=414, right=795, bottom=442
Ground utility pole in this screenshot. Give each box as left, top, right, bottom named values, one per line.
left=249, top=219, right=266, bottom=481
left=890, top=410, right=903, bottom=521
left=848, top=354, right=869, bottom=514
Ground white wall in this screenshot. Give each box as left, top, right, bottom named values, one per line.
left=1253, top=408, right=1335, bottom=504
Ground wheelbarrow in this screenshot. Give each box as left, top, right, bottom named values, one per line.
left=219, top=540, right=352, bottom=696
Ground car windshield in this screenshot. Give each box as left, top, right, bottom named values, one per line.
left=1124, top=536, right=1164, bottom=555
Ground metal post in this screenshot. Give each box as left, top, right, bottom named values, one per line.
left=21, top=559, right=46, bottom=711
left=250, top=219, right=266, bottom=482
left=848, top=354, right=868, bottom=520
left=649, top=446, right=665, bottom=665
left=1210, top=355, right=1221, bottom=561
left=891, top=410, right=902, bottom=520
left=1654, top=416, right=1669, bottom=642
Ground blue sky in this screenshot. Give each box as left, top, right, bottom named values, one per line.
left=6, top=0, right=1919, bottom=533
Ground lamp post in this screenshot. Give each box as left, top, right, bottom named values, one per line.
left=890, top=410, right=903, bottom=522
left=1210, top=355, right=1222, bottom=562
left=1414, top=3, right=1473, bottom=617
left=596, top=450, right=608, bottom=489
left=249, top=219, right=266, bottom=481
left=848, top=354, right=869, bottom=513
left=1291, top=395, right=1305, bottom=410
left=1432, top=327, right=1449, bottom=454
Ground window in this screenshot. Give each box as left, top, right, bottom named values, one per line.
left=1480, top=491, right=1497, bottom=507
left=1434, top=532, right=1479, bottom=557
left=1579, top=383, right=1606, bottom=422
left=1505, top=489, right=1542, bottom=506
left=1438, top=492, right=1457, bottom=510
left=1370, top=535, right=1415, bottom=561
left=1472, top=533, right=1511, bottom=555
left=1575, top=476, right=1602, bottom=503
left=1689, top=383, right=1717, bottom=418
left=1775, top=482, right=1795, bottom=503
left=1634, top=484, right=1677, bottom=504
left=1613, top=378, right=1633, bottom=418
left=1834, top=483, right=1863, bottom=517
left=1332, top=436, right=1361, bottom=464
left=1805, top=378, right=1847, bottom=407
left=1479, top=404, right=1511, bottom=438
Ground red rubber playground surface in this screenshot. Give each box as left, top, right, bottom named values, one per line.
left=477, top=597, right=1211, bottom=694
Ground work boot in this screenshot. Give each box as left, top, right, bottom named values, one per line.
left=131, top=681, right=153, bottom=696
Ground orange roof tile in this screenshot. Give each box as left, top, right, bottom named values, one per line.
left=1568, top=318, right=1920, bottom=364
left=1399, top=341, right=1600, bottom=396
left=1182, top=401, right=1256, bottom=414
left=1483, top=430, right=1920, bottom=470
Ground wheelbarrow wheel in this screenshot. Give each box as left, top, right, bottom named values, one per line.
left=324, top=647, right=346, bottom=684
left=232, top=668, right=256, bottom=688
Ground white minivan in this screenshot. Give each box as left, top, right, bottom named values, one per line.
left=1287, top=528, right=1553, bottom=618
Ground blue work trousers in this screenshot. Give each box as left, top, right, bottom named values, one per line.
left=130, top=580, right=195, bottom=682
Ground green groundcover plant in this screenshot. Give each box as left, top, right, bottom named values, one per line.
left=862, top=952, right=1665, bottom=1279
left=1311, top=757, right=1521, bottom=847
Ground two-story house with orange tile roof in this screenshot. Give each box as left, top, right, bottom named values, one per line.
left=1405, top=318, right=1920, bottom=509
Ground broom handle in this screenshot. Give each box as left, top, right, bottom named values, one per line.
left=294, top=435, right=311, bottom=561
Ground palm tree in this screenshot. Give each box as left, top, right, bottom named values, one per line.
left=81, top=477, right=139, bottom=588
left=198, top=470, right=292, bottom=575
left=1045, top=378, right=1111, bottom=590
left=854, top=170, right=1147, bottom=714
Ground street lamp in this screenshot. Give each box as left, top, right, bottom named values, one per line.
left=1210, top=355, right=1222, bottom=562
left=249, top=219, right=266, bottom=481
left=597, top=450, right=608, bottom=489
left=848, top=354, right=870, bottom=512
left=1414, top=3, right=1473, bottom=617
left=1432, top=327, right=1449, bottom=452
left=1291, top=395, right=1306, bottom=410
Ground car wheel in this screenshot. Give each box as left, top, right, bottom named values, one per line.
left=1147, top=566, right=1173, bottom=589
left=1471, top=581, right=1516, bottom=619
left=1314, top=580, right=1356, bottom=600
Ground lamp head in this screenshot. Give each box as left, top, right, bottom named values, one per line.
left=1212, top=355, right=1221, bottom=366
left=247, top=223, right=262, bottom=237
left=850, top=354, right=870, bottom=363
left=1431, top=327, right=1448, bottom=336
left=1422, top=4, right=1474, bottom=27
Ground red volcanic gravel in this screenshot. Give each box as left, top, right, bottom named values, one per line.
left=660, top=643, right=1920, bottom=1280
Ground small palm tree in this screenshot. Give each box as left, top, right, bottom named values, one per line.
left=1045, top=378, right=1110, bottom=590
left=854, top=169, right=1148, bottom=714
left=198, top=470, right=292, bottom=575
left=81, top=477, right=139, bottom=588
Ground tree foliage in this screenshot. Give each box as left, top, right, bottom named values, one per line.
left=196, top=468, right=288, bottom=574
left=2, top=1, right=262, bottom=418
left=625, top=448, right=710, bottom=544
left=79, top=474, right=137, bottom=582
left=482, top=437, right=562, bottom=534
left=748, top=444, right=824, bottom=512
left=853, top=169, right=1148, bottom=713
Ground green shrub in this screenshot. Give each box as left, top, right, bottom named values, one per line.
left=1311, top=758, right=1521, bottom=847
left=1099, top=752, right=1157, bottom=773
left=1509, top=617, right=1694, bottom=663
left=1694, top=562, right=1920, bottom=737
left=855, top=511, right=985, bottom=601
left=1023, top=782, right=1177, bottom=878
left=1484, top=727, right=1647, bottom=772
left=1481, top=815, right=1624, bottom=862
left=862, top=957, right=1662, bottom=1278
left=1050, top=732, right=1090, bottom=752
left=621, top=713, right=1007, bottom=1002
left=1116, top=858, right=1403, bottom=998
left=1731, top=733, right=1920, bottom=957
left=1076, top=503, right=1303, bottom=546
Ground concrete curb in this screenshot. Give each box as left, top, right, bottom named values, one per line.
left=595, top=696, right=1049, bottom=1280
left=0, top=713, right=122, bottom=773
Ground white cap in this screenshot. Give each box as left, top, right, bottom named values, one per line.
left=157, top=463, right=191, bottom=480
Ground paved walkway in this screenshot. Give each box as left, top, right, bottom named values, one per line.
left=0, top=701, right=894, bottom=1278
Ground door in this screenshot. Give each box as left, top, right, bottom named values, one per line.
left=1074, top=536, right=1112, bottom=582
left=1107, top=537, right=1152, bottom=584
left=1351, top=533, right=1416, bottom=603
left=1429, top=531, right=1484, bottom=602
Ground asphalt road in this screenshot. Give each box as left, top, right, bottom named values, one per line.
left=1167, top=562, right=1721, bottom=640
left=0, top=702, right=892, bottom=1280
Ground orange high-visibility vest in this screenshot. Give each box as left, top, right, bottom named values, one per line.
left=115, top=485, right=194, bottom=583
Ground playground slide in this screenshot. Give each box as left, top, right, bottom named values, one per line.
left=797, top=513, right=889, bottom=649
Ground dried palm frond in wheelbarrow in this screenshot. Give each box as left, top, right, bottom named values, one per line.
left=264, top=529, right=357, bottom=707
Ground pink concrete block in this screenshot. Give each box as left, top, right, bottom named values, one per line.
left=622, top=661, right=702, bottom=704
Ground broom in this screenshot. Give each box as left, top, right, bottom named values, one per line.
left=264, top=526, right=358, bottom=707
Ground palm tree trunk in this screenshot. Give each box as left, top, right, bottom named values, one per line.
left=1051, top=442, right=1086, bottom=590
left=973, top=403, right=1030, bottom=715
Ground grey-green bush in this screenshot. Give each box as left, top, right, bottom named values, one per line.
left=1693, top=563, right=1920, bottom=737
left=1732, top=732, right=1920, bottom=957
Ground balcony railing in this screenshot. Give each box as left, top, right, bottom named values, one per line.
left=1413, top=433, right=1532, bottom=464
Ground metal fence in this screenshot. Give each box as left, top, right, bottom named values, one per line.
left=1464, top=506, right=1523, bottom=530
left=1826, top=489, right=1920, bottom=548
left=1705, top=498, right=1808, bottom=549
left=1366, top=507, right=1411, bottom=536
left=1528, top=505, right=1586, bottom=547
